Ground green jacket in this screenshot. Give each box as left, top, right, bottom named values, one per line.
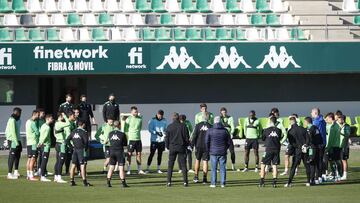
left=244, top=118, right=260, bottom=139
left=221, top=116, right=235, bottom=135
left=37, top=118, right=45, bottom=129
left=54, top=116, right=71, bottom=144
left=95, top=123, right=114, bottom=146
left=64, top=120, right=77, bottom=139
left=195, top=112, right=214, bottom=125
left=39, top=123, right=51, bottom=147
left=123, top=115, right=142, bottom=141
left=339, top=123, right=351, bottom=149
left=326, top=122, right=341, bottom=149
left=26, top=119, right=40, bottom=146
left=5, top=117, right=20, bottom=147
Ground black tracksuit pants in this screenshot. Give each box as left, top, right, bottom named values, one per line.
left=168, top=149, right=188, bottom=184
left=288, top=148, right=311, bottom=184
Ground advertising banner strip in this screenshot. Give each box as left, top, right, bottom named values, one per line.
left=0, top=42, right=359, bottom=75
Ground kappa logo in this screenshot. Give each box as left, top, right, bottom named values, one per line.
left=0, top=48, right=16, bottom=70
left=73, top=133, right=81, bottom=139
left=207, top=46, right=251, bottom=69
left=257, top=46, right=301, bottom=69
left=156, top=46, right=201, bottom=70
left=126, top=47, right=147, bottom=69
left=110, top=135, right=120, bottom=140
left=269, top=131, right=279, bottom=137
left=200, top=125, right=209, bottom=131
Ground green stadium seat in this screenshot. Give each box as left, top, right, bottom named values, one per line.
left=231, top=28, right=246, bottom=40
left=196, top=0, right=212, bottom=13
left=174, top=28, right=186, bottom=41
left=151, top=0, right=167, bottom=13
left=0, top=28, right=12, bottom=41
left=291, top=28, right=308, bottom=40
left=67, top=13, right=82, bottom=26
left=98, top=13, right=113, bottom=26
left=29, top=28, right=44, bottom=41
left=251, top=14, right=264, bottom=25
left=266, top=14, right=280, bottom=26
left=0, top=0, right=12, bottom=13
left=203, top=28, right=216, bottom=40
left=160, top=14, right=173, bottom=25
left=47, top=28, right=60, bottom=41
left=136, top=0, right=152, bottom=13
left=226, top=0, right=242, bottom=13
left=354, top=16, right=360, bottom=25
left=186, top=27, right=202, bottom=40
left=155, top=28, right=171, bottom=41
left=92, top=28, right=108, bottom=41
left=181, top=0, right=197, bottom=13
left=259, top=117, right=269, bottom=129
left=12, top=0, right=27, bottom=13
left=256, top=0, right=271, bottom=13
left=15, top=28, right=28, bottom=41
left=216, top=28, right=232, bottom=40
left=142, top=28, right=156, bottom=41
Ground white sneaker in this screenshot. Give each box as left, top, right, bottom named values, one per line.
left=126, top=171, right=131, bottom=175
left=34, top=171, right=39, bottom=176
left=315, top=180, right=320, bottom=185
left=210, top=184, right=216, bottom=188
left=13, top=171, right=20, bottom=177
left=241, top=168, right=248, bottom=172
left=284, top=183, right=292, bottom=188
left=138, top=170, right=146, bottom=175
left=57, top=179, right=67, bottom=184
left=7, top=173, right=18, bottom=180
left=254, top=168, right=259, bottom=173
left=54, top=175, right=58, bottom=182
left=340, top=176, right=347, bottom=181
left=280, top=171, right=288, bottom=176
left=157, top=170, right=163, bottom=174
left=178, top=170, right=182, bottom=174
left=188, top=169, right=195, bottom=174
left=305, top=183, right=311, bottom=187
left=40, top=176, right=51, bottom=182
left=221, top=185, right=225, bottom=188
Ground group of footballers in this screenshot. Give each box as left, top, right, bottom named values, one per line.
left=4, top=93, right=351, bottom=188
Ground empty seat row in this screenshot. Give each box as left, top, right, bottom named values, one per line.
left=0, top=27, right=310, bottom=41
left=0, top=0, right=289, bottom=14
left=1, top=12, right=299, bottom=26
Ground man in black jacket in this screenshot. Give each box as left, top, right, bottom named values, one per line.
left=285, top=117, right=311, bottom=187
left=259, top=116, right=283, bottom=188
left=102, top=93, right=120, bottom=122
left=191, top=112, right=212, bottom=184
left=59, top=94, right=74, bottom=117
left=65, top=121, right=91, bottom=187
left=304, top=117, right=323, bottom=185
left=165, top=112, right=190, bottom=187
left=78, top=95, right=95, bottom=137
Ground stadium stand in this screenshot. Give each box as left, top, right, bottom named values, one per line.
left=0, top=0, right=360, bottom=41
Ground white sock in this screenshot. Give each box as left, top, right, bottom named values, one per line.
left=137, top=165, right=142, bottom=171
left=27, top=170, right=30, bottom=177
left=29, top=171, right=33, bottom=178
left=343, top=171, right=347, bottom=177
left=127, top=165, right=131, bottom=172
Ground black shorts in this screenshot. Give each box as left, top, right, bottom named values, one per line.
left=328, top=147, right=341, bottom=161
left=285, top=145, right=295, bottom=156
left=72, top=149, right=85, bottom=165
left=245, top=139, right=259, bottom=150
left=261, top=151, right=280, bottom=165
left=341, top=147, right=349, bottom=160
left=109, top=150, right=125, bottom=166
left=150, top=142, right=165, bottom=152
left=128, top=140, right=142, bottom=153
left=195, top=148, right=209, bottom=161
left=104, top=146, right=110, bottom=158
left=27, top=145, right=37, bottom=158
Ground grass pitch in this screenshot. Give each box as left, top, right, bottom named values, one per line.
left=1, top=149, right=360, bottom=203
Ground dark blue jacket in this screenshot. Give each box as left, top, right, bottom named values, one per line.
left=205, top=123, right=232, bottom=156
left=313, top=115, right=326, bottom=145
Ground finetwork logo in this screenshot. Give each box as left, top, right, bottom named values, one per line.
left=0, top=48, right=16, bottom=70
left=126, top=47, right=147, bottom=69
